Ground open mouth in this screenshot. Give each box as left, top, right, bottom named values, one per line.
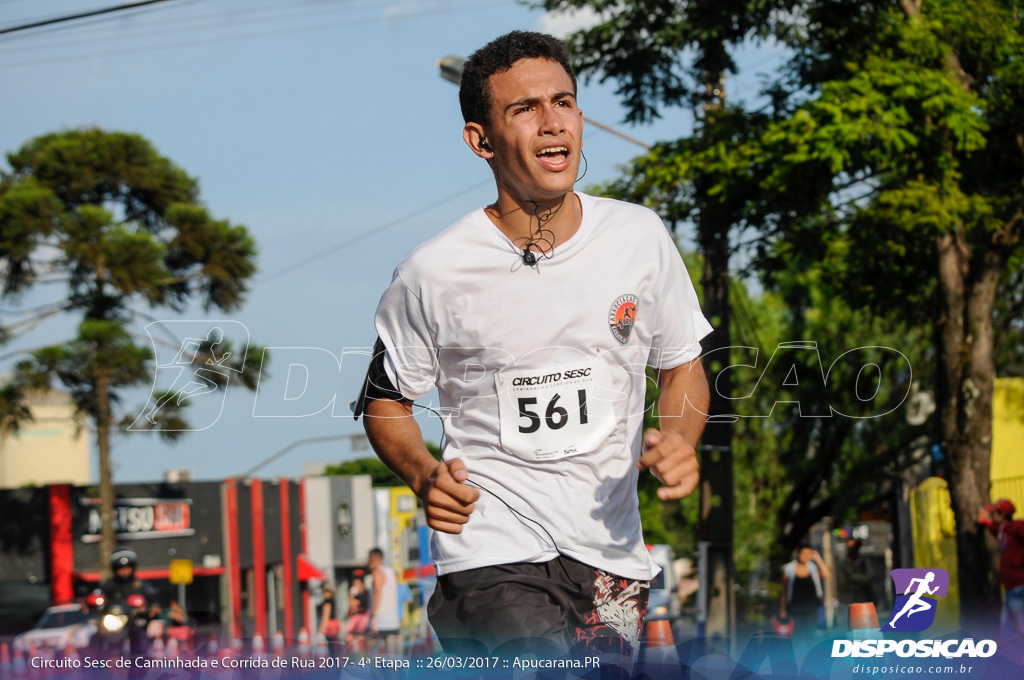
left=535, top=145, right=570, bottom=169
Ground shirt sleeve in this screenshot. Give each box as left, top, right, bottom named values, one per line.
left=373, top=270, right=439, bottom=402
left=649, top=226, right=714, bottom=369
left=1004, top=520, right=1024, bottom=540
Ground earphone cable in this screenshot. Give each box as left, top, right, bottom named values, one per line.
left=411, top=399, right=580, bottom=587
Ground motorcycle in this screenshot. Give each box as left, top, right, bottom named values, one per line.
left=88, top=591, right=149, bottom=657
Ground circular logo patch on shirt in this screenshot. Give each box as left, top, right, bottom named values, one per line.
left=608, top=294, right=639, bottom=344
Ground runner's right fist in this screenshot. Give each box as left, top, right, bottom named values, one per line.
left=420, top=459, right=480, bottom=534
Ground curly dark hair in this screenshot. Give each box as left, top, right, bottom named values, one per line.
left=459, top=31, right=577, bottom=128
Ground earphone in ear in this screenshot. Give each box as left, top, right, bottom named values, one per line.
left=480, top=138, right=492, bottom=151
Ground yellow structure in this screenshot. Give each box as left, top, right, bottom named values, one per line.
left=991, top=377, right=1024, bottom=507
left=388, top=486, right=419, bottom=572
left=0, top=388, right=90, bottom=488
left=910, top=477, right=960, bottom=635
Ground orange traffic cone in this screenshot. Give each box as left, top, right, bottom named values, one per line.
left=61, top=644, right=82, bottom=680
left=639, top=619, right=678, bottom=670
left=216, top=643, right=234, bottom=680
left=206, top=634, right=219, bottom=658
left=10, top=647, right=26, bottom=680
left=315, top=633, right=328, bottom=659
left=1, top=643, right=12, bottom=680
left=26, top=645, right=37, bottom=680
left=252, top=634, right=265, bottom=662
left=848, top=602, right=880, bottom=638
left=296, top=628, right=310, bottom=660
left=645, top=620, right=674, bottom=648
left=272, top=632, right=285, bottom=659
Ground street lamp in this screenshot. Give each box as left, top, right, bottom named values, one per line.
left=244, top=433, right=369, bottom=478
left=436, top=56, right=652, bottom=150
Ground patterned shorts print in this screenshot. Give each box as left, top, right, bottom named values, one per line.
left=428, top=555, right=650, bottom=659
left=575, top=569, right=650, bottom=658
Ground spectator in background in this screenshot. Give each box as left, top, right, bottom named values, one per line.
left=165, top=599, right=193, bottom=653
left=836, top=538, right=875, bottom=631
left=319, top=584, right=341, bottom=655
left=346, top=571, right=370, bottom=653
left=167, top=599, right=187, bottom=625
left=781, top=543, right=831, bottom=637
left=368, top=548, right=402, bottom=654
left=978, top=499, right=1024, bottom=635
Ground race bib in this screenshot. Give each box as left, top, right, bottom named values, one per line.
left=495, top=360, right=617, bottom=461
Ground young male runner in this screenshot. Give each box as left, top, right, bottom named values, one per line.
left=355, top=31, right=712, bottom=658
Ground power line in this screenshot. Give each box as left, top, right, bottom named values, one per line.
left=0, top=0, right=206, bottom=46
left=0, top=0, right=513, bottom=68
left=260, top=125, right=613, bottom=285
left=0, top=0, right=183, bottom=37
left=259, top=179, right=492, bottom=284
left=0, top=0, right=391, bottom=50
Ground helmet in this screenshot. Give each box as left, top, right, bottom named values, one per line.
left=110, top=546, right=138, bottom=571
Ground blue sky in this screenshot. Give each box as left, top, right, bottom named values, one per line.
left=0, top=0, right=788, bottom=483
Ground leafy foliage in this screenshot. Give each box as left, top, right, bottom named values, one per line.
left=552, top=0, right=1022, bottom=611
left=323, top=458, right=406, bottom=487
left=323, top=442, right=443, bottom=487
left=0, top=129, right=262, bottom=571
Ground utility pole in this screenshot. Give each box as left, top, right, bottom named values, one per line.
left=696, top=72, right=736, bottom=646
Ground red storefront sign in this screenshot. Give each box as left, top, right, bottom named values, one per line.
left=80, top=497, right=194, bottom=543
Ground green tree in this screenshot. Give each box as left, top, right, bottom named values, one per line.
left=324, top=442, right=442, bottom=487
left=635, top=251, right=929, bottom=604
left=323, top=458, right=405, bottom=487
left=547, top=0, right=1023, bottom=615
left=737, top=0, right=1022, bottom=615
left=0, top=129, right=263, bottom=576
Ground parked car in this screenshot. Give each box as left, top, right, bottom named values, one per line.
left=646, top=544, right=682, bottom=624
left=12, top=604, right=96, bottom=653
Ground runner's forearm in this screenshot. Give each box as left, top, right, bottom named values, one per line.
left=363, top=399, right=439, bottom=497
left=656, top=358, right=709, bottom=447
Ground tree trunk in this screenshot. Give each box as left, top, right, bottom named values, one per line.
left=96, top=372, right=115, bottom=580
left=934, top=229, right=1002, bottom=625
left=914, top=0, right=999, bottom=614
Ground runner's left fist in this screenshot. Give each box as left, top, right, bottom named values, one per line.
left=637, top=429, right=699, bottom=501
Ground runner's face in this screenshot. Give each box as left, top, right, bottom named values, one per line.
left=484, top=58, right=583, bottom=204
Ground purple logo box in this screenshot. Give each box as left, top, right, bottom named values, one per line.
left=882, top=568, right=949, bottom=632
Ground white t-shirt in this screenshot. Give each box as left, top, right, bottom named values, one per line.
left=372, top=192, right=713, bottom=580
left=372, top=565, right=401, bottom=631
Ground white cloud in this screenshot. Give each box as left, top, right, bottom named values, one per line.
left=385, top=0, right=421, bottom=20
left=536, top=6, right=606, bottom=38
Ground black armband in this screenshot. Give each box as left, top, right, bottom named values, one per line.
left=351, top=337, right=405, bottom=420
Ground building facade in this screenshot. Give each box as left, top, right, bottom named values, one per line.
left=0, top=389, right=90, bottom=488
left=0, top=474, right=427, bottom=642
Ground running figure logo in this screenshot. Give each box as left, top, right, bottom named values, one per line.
left=608, top=294, right=639, bottom=344
left=129, top=320, right=250, bottom=432
left=882, top=568, right=950, bottom=632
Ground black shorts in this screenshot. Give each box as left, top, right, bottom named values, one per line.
left=427, top=554, right=650, bottom=659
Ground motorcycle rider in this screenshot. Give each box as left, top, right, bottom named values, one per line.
left=93, top=547, right=156, bottom=656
